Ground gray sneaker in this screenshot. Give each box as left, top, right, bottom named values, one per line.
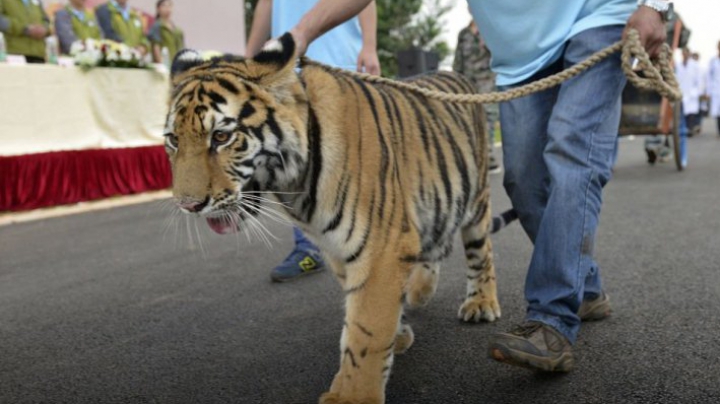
left=488, top=322, right=574, bottom=372
left=578, top=292, right=611, bottom=322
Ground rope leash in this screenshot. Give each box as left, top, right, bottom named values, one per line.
left=299, top=29, right=681, bottom=104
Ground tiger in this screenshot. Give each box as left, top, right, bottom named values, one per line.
left=164, top=33, right=503, bottom=404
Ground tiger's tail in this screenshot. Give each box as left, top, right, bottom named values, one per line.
left=491, top=209, right=518, bottom=234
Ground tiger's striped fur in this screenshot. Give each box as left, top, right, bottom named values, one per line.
left=164, top=33, right=501, bottom=404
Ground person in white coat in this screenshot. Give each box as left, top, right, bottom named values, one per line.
left=676, top=47, right=703, bottom=135
left=707, top=41, right=720, bottom=136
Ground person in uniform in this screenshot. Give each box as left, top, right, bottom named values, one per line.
left=675, top=47, right=702, bottom=136
left=453, top=18, right=502, bottom=174
left=54, top=0, right=102, bottom=55
left=147, top=0, right=183, bottom=63
left=0, top=0, right=50, bottom=63
left=95, top=0, right=148, bottom=54
left=707, top=41, right=720, bottom=136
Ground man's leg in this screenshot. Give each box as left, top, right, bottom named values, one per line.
left=525, top=25, right=626, bottom=344
left=499, top=59, right=562, bottom=243
left=490, top=25, right=626, bottom=371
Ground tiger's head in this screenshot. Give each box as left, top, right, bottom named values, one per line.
left=164, top=33, right=309, bottom=234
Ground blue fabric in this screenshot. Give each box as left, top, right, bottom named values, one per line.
left=293, top=227, right=317, bottom=251
left=467, top=0, right=634, bottom=85
left=498, top=26, right=626, bottom=343
left=271, top=0, right=361, bottom=71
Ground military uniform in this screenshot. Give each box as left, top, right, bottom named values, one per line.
left=0, top=0, right=50, bottom=61
left=453, top=23, right=500, bottom=166
left=54, top=5, right=102, bottom=55
left=95, top=0, right=148, bottom=49
left=147, top=19, right=184, bottom=61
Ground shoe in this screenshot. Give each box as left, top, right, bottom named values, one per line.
left=270, top=247, right=325, bottom=282
left=488, top=322, right=574, bottom=372
left=488, top=155, right=502, bottom=175
left=657, top=146, right=672, bottom=163
left=578, top=291, right=611, bottom=322
left=646, top=148, right=657, bottom=164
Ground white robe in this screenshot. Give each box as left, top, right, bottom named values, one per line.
left=675, top=59, right=702, bottom=115
left=708, top=57, right=720, bottom=117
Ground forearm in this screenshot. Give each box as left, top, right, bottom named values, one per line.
left=358, top=1, right=376, bottom=50
left=245, top=0, right=272, bottom=57
left=290, top=0, right=373, bottom=54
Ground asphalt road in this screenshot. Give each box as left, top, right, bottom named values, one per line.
left=2, top=125, right=720, bottom=404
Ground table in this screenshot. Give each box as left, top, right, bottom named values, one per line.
left=0, top=64, right=172, bottom=211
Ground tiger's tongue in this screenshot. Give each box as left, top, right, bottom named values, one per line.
left=206, top=216, right=238, bottom=235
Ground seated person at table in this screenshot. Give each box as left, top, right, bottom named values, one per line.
left=55, top=0, right=102, bottom=55
left=0, top=0, right=51, bottom=63
left=95, top=0, right=148, bottom=55
left=147, top=0, right=183, bottom=63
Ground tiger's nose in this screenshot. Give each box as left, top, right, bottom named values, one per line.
left=176, top=196, right=209, bottom=213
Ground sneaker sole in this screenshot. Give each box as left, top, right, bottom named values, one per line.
left=580, top=306, right=611, bottom=322
left=579, top=294, right=612, bottom=322
left=270, top=267, right=324, bottom=283
left=488, top=344, right=574, bottom=372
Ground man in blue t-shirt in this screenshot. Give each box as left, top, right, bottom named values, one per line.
left=284, top=0, right=669, bottom=372
left=246, top=0, right=379, bottom=282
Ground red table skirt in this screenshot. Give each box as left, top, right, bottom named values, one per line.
left=0, top=146, right=172, bottom=212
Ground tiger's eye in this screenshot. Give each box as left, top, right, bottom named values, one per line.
left=165, top=133, right=179, bottom=148
left=212, top=131, right=231, bottom=145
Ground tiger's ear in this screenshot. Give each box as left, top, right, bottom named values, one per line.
left=171, top=49, right=204, bottom=78
left=248, top=32, right=298, bottom=82
left=253, top=32, right=296, bottom=67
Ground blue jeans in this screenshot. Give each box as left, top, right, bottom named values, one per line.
left=499, top=25, right=626, bottom=344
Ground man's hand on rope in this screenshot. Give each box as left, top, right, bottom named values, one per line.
left=624, top=5, right=667, bottom=58
left=357, top=46, right=381, bottom=75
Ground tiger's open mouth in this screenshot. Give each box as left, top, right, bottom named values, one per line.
left=204, top=204, right=259, bottom=235
left=206, top=215, right=240, bottom=235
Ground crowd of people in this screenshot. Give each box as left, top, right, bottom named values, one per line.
left=675, top=42, right=720, bottom=137
left=0, top=0, right=184, bottom=64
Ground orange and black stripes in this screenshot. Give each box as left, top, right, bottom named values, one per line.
left=165, top=33, right=505, bottom=402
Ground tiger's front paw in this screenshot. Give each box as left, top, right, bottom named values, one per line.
left=319, top=392, right=382, bottom=404
left=458, top=297, right=501, bottom=323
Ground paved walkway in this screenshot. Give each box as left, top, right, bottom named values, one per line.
left=2, top=125, right=719, bottom=403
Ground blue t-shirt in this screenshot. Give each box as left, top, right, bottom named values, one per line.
left=271, top=0, right=362, bottom=70
left=467, top=0, right=635, bottom=86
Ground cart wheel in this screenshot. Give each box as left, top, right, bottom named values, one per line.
left=672, top=100, right=687, bottom=171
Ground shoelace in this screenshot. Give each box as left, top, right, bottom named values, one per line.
left=511, top=322, right=543, bottom=337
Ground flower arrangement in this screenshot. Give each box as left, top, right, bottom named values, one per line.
left=70, top=39, right=146, bottom=70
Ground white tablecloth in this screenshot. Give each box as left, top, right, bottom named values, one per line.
left=0, top=64, right=169, bottom=157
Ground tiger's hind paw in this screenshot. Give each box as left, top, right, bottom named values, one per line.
left=393, top=323, right=414, bottom=354
left=404, top=264, right=439, bottom=309
left=458, top=297, right=501, bottom=323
